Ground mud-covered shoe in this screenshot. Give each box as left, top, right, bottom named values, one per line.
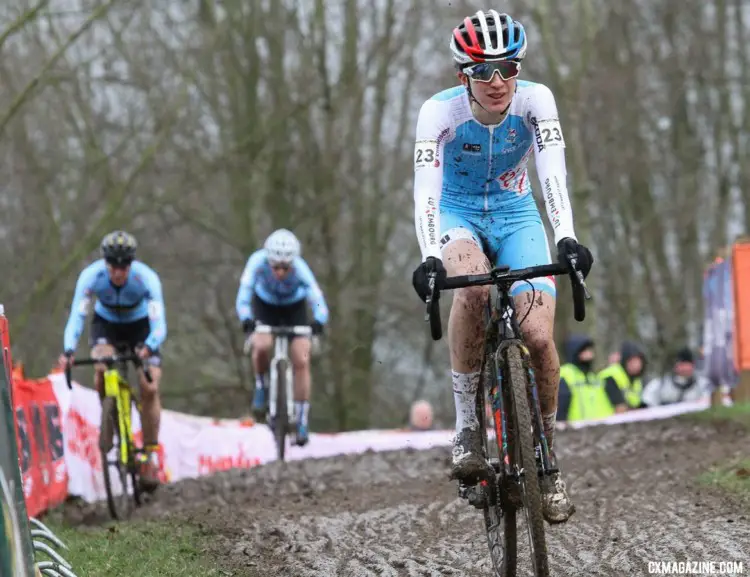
left=450, top=427, right=491, bottom=482
left=541, top=452, right=575, bottom=523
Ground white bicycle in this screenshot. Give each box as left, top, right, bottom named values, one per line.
left=244, top=323, right=314, bottom=460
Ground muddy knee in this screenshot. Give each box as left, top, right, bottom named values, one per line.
left=454, top=285, right=490, bottom=317
left=526, top=335, right=558, bottom=376
left=526, top=333, right=555, bottom=359
left=526, top=334, right=559, bottom=406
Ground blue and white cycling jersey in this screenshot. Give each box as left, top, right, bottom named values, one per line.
left=413, top=80, right=578, bottom=296
left=235, top=249, right=329, bottom=325
left=63, top=260, right=167, bottom=352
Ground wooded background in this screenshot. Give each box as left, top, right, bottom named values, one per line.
left=1, top=0, right=743, bottom=430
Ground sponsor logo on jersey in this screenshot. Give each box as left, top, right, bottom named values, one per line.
left=529, top=116, right=545, bottom=153
left=462, top=143, right=481, bottom=153
left=426, top=197, right=438, bottom=245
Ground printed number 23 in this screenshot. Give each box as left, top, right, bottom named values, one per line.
left=416, top=148, right=435, bottom=163
left=542, top=127, right=562, bottom=142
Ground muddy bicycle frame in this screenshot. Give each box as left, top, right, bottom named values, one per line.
left=425, top=255, right=589, bottom=577
left=64, top=345, right=152, bottom=519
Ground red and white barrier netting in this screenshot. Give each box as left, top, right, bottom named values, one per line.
left=40, top=372, right=731, bottom=504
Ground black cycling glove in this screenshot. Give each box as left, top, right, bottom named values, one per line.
left=556, top=238, right=593, bottom=279
left=242, top=319, right=256, bottom=336
left=311, top=321, right=324, bottom=336
left=412, top=257, right=447, bottom=303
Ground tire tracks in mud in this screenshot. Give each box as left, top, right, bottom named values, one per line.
left=67, top=418, right=750, bottom=576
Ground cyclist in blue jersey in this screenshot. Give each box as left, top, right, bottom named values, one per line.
left=410, top=10, right=594, bottom=524
left=58, top=231, right=167, bottom=490
left=236, top=228, right=329, bottom=446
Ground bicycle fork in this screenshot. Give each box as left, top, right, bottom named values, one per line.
left=104, top=372, right=133, bottom=466
left=267, top=336, right=295, bottom=428
left=490, top=353, right=511, bottom=472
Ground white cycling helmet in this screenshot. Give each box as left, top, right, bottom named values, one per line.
left=264, top=228, right=301, bottom=264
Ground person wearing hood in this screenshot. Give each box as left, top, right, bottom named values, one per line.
left=641, top=347, right=710, bottom=406
left=557, top=335, right=627, bottom=422
left=598, top=340, right=648, bottom=409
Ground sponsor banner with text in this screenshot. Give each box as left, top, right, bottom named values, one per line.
left=45, top=371, right=730, bottom=503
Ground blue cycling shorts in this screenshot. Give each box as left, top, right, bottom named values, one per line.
left=438, top=206, right=556, bottom=298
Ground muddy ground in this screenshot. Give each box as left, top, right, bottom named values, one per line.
left=65, top=417, right=749, bottom=576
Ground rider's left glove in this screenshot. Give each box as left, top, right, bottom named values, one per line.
left=556, top=238, right=593, bottom=279
left=242, top=319, right=256, bottom=336
left=412, top=256, right=447, bottom=303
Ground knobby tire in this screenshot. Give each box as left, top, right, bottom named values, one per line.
left=480, top=347, right=518, bottom=577
left=99, top=396, right=133, bottom=521
left=275, top=360, right=288, bottom=461
left=505, top=344, right=550, bottom=577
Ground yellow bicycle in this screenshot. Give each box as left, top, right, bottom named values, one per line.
left=64, top=344, right=152, bottom=520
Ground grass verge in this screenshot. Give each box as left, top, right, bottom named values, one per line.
left=686, top=402, right=750, bottom=508
left=697, top=458, right=750, bottom=506
left=680, top=401, right=750, bottom=429
left=41, top=518, right=228, bottom=577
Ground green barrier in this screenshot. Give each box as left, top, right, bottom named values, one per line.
left=0, top=313, right=36, bottom=576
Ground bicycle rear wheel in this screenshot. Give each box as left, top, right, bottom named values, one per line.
left=482, top=348, right=517, bottom=577
left=274, top=359, right=288, bottom=461
left=504, top=343, right=549, bottom=577
left=99, top=396, right=135, bottom=520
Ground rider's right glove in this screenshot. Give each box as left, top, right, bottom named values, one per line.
left=412, top=256, right=447, bottom=303
left=556, top=238, right=594, bottom=279
left=311, top=321, right=324, bottom=336
left=242, top=319, right=256, bottom=336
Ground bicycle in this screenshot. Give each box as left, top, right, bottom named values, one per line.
left=424, top=256, right=590, bottom=577
left=64, top=343, right=153, bottom=521
left=244, top=324, right=314, bottom=461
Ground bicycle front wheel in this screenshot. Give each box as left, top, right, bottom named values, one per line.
left=99, top=396, right=135, bottom=521
left=274, top=360, right=288, bottom=461
left=504, top=344, right=549, bottom=577
left=481, top=348, right=517, bottom=577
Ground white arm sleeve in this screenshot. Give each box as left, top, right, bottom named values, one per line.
left=525, top=84, right=577, bottom=245
left=413, top=99, right=451, bottom=261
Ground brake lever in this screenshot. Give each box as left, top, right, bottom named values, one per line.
left=424, top=272, right=437, bottom=322
left=64, top=363, right=72, bottom=391
left=566, top=253, right=592, bottom=300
